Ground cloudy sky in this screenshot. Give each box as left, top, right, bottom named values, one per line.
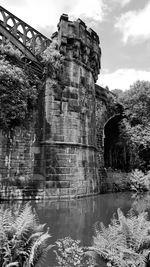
left=0, top=0, right=150, bottom=90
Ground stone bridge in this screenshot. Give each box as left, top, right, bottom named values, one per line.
left=0, top=7, right=124, bottom=198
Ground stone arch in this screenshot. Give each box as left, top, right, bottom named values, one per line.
left=103, top=114, right=129, bottom=171
left=96, top=90, right=125, bottom=169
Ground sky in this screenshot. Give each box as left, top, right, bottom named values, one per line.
left=0, top=0, right=150, bottom=91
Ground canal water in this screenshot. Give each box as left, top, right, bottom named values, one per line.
left=1, top=192, right=150, bottom=266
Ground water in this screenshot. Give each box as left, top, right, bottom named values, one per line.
left=1, top=192, right=148, bottom=266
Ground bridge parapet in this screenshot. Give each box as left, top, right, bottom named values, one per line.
left=95, top=84, right=108, bottom=103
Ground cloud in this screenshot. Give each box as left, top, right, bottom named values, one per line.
left=97, top=69, right=150, bottom=90
left=115, top=2, right=150, bottom=43
left=70, top=0, right=105, bottom=22
left=120, top=0, right=132, bottom=6
left=111, top=0, right=132, bottom=7
left=0, top=0, right=105, bottom=37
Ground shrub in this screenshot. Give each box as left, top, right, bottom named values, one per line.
left=90, top=208, right=150, bottom=267
left=0, top=55, right=40, bottom=131
left=40, top=40, right=64, bottom=79
left=0, top=202, right=52, bottom=267
left=129, top=169, right=150, bottom=192
left=54, top=237, right=95, bottom=267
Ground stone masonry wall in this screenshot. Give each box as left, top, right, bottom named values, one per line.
left=95, top=86, right=123, bottom=192
left=0, top=114, right=36, bottom=181
left=37, top=15, right=101, bottom=198
left=0, top=14, right=125, bottom=200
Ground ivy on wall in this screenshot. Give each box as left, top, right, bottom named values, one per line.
left=0, top=40, right=64, bottom=132
left=40, top=40, right=64, bottom=80
left=0, top=54, right=40, bottom=131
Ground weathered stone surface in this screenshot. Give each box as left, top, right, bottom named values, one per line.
left=0, top=14, right=123, bottom=199
left=0, top=115, right=37, bottom=180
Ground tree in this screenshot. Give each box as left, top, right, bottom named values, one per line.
left=111, top=89, right=123, bottom=99
left=118, top=80, right=150, bottom=170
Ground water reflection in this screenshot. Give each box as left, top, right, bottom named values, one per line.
left=0, top=192, right=145, bottom=266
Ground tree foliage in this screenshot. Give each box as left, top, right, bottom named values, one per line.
left=114, top=81, right=150, bottom=170
left=37, top=40, right=64, bottom=80
left=0, top=40, right=64, bottom=132
left=0, top=55, right=39, bottom=130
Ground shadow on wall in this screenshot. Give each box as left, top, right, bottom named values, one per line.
left=104, top=115, right=130, bottom=172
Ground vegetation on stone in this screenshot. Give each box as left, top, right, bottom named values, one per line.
left=0, top=40, right=63, bottom=132
left=0, top=49, right=40, bottom=131
left=0, top=202, right=52, bottom=267
left=40, top=40, right=64, bottom=79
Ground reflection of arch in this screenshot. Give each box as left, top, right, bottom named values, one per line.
left=104, top=114, right=129, bottom=171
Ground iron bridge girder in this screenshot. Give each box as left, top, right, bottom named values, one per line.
left=0, top=5, right=51, bottom=73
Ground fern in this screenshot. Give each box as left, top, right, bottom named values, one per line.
left=90, top=208, right=150, bottom=267
left=0, top=202, right=52, bottom=267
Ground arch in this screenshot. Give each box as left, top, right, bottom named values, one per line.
left=43, top=38, right=51, bottom=49
left=25, top=29, right=35, bottom=52
left=0, top=12, right=3, bottom=23
left=16, top=23, right=25, bottom=35
left=0, top=9, right=7, bottom=26
left=18, top=36, right=24, bottom=43
left=26, top=29, right=34, bottom=39
left=7, top=17, right=15, bottom=27
left=103, top=114, right=129, bottom=171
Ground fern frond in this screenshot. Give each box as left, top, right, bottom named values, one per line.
left=13, top=203, right=36, bottom=240
left=0, top=202, right=52, bottom=267
left=28, top=231, right=51, bottom=266
left=6, top=261, right=19, bottom=267
left=91, top=208, right=150, bottom=267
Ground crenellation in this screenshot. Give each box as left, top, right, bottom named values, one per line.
left=57, top=15, right=101, bottom=82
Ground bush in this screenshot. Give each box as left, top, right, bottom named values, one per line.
left=90, top=208, right=150, bottom=267
left=0, top=202, right=52, bottom=267
left=54, top=237, right=95, bottom=267
left=0, top=55, right=40, bottom=131
left=129, top=169, right=150, bottom=192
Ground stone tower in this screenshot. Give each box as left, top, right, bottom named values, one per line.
left=38, top=14, right=101, bottom=198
